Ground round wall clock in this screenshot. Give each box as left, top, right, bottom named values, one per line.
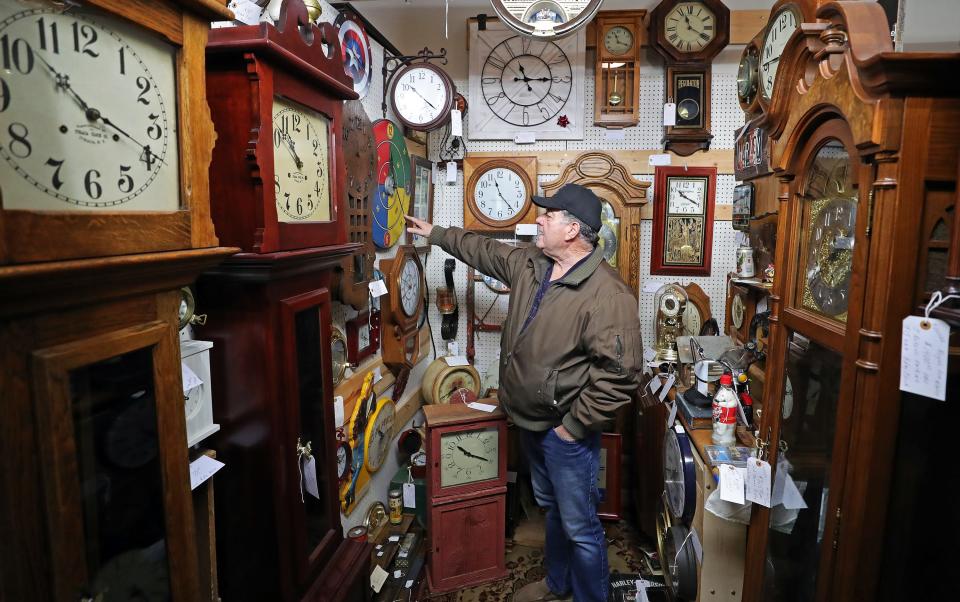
left=760, top=3, right=801, bottom=101
left=663, top=425, right=696, bottom=523
left=330, top=326, right=349, bottom=386
left=178, top=286, right=196, bottom=330
left=731, top=293, right=746, bottom=330
left=336, top=440, right=352, bottom=484
left=388, top=62, right=455, bottom=132
left=364, top=397, right=396, bottom=473
left=664, top=523, right=699, bottom=600
left=603, top=25, right=635, bottom=55
left=335, top=12, right=372, bottom=99
left=662, top=1, right=717, bottom=54
left=372, top=119, right=411, bottom=249
left=0, top=4, right=180, bottom=212
left=490, top=0, right=603, bottom=38
left=738, top=42, right=760, bottom=110
left=463, top=156, right=538, bottom=232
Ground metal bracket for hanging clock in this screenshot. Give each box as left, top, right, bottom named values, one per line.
left=381, top=46, right=449, bottom=118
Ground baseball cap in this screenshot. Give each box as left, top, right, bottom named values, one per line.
left=532, top=184, right=602, bottom=231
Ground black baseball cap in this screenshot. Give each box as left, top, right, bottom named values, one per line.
left=532, top=184, right=602, bottom=231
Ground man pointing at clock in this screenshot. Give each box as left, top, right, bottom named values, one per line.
left=407, top=183, right=642, bottom=602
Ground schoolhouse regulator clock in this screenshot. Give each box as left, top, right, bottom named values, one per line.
left=379, top=245, right=425, bottom=372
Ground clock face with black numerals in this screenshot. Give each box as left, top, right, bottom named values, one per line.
left=0, top=4, right=180, bottom=211
left=469, top=21, right=585, bottom=140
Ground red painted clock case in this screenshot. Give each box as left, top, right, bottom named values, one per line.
left=650, top=165, right=717, bottom=276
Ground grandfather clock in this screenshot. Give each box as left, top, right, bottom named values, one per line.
left=743, top=3, right=960, bottom=601
left=200, top=1, right=367, bottom=600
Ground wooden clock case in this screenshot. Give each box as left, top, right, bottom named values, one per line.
left=0, top=2, right=237, bottom=600
left=650, top=165, right=717, bottom=277
left=741, top=3, right=960, bottom=601
left=593, top=10, right=646, bottom=128
left=463, top=156, right=539, bottom=232
left=379, top=245, right=426, bottom=372
left=199, top=2, right=367, bottom=600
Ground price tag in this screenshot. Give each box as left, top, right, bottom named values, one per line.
left=514, top=132, right=536, bottom=144
left=635, top=580, right=649, bottom=602
left=370, top=565, right=389, bottom=592
left=642, top=280, right=665, bottom=294
left=516, top=223, right=538, bottom=236
left=663, top=102, right=676, bottom=126
left=369, top=279, right=388, bottom=298
left=394, top=570, right=402, bottom=579
left=447, top=341, right=460, bottom=356
left=444, top=355, right=469, bottom=366
left=334, top=396, right=345, bottom=428
left=719, top=464, right=745, bottom=504
left=658, top=373, right=676, bottom=402
left=302, top=456, right=320, bottom=499
left=900, top=315, right=949, bottom=401
left=466, top=401, right=497, bottom=413
left=181, top=361, right=203, bottom=394
left=225, top=0, right=262, bottom=25
left=450, top=109, right=463, bottom=137
left=446, top=161, right=457, bottom=183
left=665, top=400, right=678, bottom=428
left=402, top=482, right=416, bottom=508
left=745, top=458, right=772, bottom=507
left=189, top=455, right=225, bottom=490
left=647, top=376, right=663, bottom=396
left=605, top=128, right=626, bottom=140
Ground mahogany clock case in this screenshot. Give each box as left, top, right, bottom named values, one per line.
left=205, top=0, right=358, bottom=254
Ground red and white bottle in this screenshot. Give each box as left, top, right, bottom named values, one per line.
left=712, top=373, right=738, bottom=445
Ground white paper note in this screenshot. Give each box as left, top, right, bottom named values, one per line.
left=663, top=102, right=676, bottom=126
left=658, top=373, right=676, bottom=402
left=369, top=279, right=388, bottom=297
left=665, top=400, right=678, bottom=428
left=466, top=401, right=497, bottom=413
left=514, top=132, right=536, bottom=144
left=516, top=223, right=538, bottom=236
left=900, top=315, right=949, bottom=401
left=302, top=456, right=320, bottom=499
left=781, top=474, right=808, bottom=510
left=446, top=161, right=457, bottom=183
left=647, top=376, right=662, bottom=396
left=403, top=482, right=416, bottom=508
left=746, top=458, right=772, bottom=507
left=370, top=565, right=389, bottom=592
left=394, top=570, right=402, bottom=579
left=605, top=129, right=626, bottom=140
left=225, top=0, right=262, bottom=25
left=181, top=362, right=203, bottom=395
left=388, top=535, right=401, bottom=542
left=190, top=455, right=225, bottom=490
left=635, top=580, right=649, bottom=602
left=450, top=109, right=463, bottom=137
left=719, top=464, right=745, bottom=504
left=334, top=396, right=345, bottom=429
left=642, top=281, right=666, bottom=294
left=648, top=154, right=672, bottom=166
left=444, top=355, right=469, bottom=366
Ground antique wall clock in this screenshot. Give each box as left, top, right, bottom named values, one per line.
left=206, top=0, right=355, bottom=254
left=737, top=38, right=761, bottom=114
left=593, top=10, right=645, bottom=128
left=648, top=0, right=729, bottom=156
left=388, top=61, right=456, bottom=132
left=682, top=282, right=712, bottom=336
left=424, top=402, right=509, bottom=593
left=468, top=20, right=585, bottom=140
left=379, top=245, right=426, bottom=372
left=421, top=358, right=482, bottom=405
left=335, top=100, right=375, bottom=311
left=653, top=283, right=687, bottom=362
left=345, top=309, right=380, bottom=366
left=759, top=2, right=801, bottom=106
left=0, top=0, right=225, bottom=265
left=490, top=0, right=604, bottom=38
left=334, top=10, right=372, bottom=99
left=372, top=119, right=411, bottom=249
left=363, top=397, right=396, bottom=474
left=650, top=165, right=716, bottom=276
left=464, top=155, right=538, bottom=232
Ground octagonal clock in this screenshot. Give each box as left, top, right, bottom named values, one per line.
left=379, top=245, right=425, bottom=371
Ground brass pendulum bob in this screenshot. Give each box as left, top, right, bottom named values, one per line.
left=608, top=72, right=623, bottom=106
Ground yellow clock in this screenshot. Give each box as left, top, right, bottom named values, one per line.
left=272, top=96, right=331, bottom=223
left=364, top=397, right=396, bottom=473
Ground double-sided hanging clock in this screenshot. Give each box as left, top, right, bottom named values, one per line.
left=650, top=165, right=716, bottom=276
left=372, top=119, right=411, bottom=249
left=334, top=11, right=372, bottom=99
left=379, top=245, right=425, bottom=371
left=468, top=20, right=585, bottom=140
left=648, top=0, right=729, bottom=156
left=388, top=62, right=456, bottom=132
left=490, top=0, right=603, bottom=39
left=464, top=155, right=538, bottom=232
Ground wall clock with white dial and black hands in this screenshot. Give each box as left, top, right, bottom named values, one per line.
left=463, top=155, right=537, bottom=232
left=468, top=20, right=584, bottom=140
left=388, top=61, right=455, bottom=132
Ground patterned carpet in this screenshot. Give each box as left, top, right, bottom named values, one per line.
left=421, top=521, right=667, bottom=601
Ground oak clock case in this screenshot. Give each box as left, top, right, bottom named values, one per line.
left=380, top=245, right=426, bottom=371
left=650, top=165, right=716, bottom=277
left=205, top=0, right=357, bottom=254
left=424, top=403, right=509, bottom=593
left=464, top=155, right=538, bottom=232
left=0, top=0, right=223, bottom=265
left=593, top=10, right=645, bottom=128
left=468, top=20, right=585, bottom=140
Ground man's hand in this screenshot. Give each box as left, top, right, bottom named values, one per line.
left=406, top=214, right=435, bottom=238
left=553, top=425, right=577, bottom=442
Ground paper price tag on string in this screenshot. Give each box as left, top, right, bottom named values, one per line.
left=370, top=565, right=389, bottom=592
left=189, top=455, right=225, bottom=490
left=900, top=315, right=949, bottom=401
left=746, top=458, right=772, bottom=507
left=369, top=279, right=388, bottom=297
left=181, top=361, right=203, bottom=394
left=665, top=400, right=678, bottom=428
left=334, top=396, right=345, bottom=428
left=302, top=456, right=320, bottom=499
left=403, top=482, right=416, bottom=508
left=658, top=373, right=675, bottom=402
left=450, top=109, right=463, bottom=137
left=719, top=464, right=745, bottom=504
left=663, top=102, right=676, bottom=126
left=446, top=161, right=457, bottom=183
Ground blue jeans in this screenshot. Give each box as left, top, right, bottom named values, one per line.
left=521, top=428, right=608, bottom=602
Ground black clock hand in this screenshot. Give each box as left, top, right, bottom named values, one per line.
left=762, top=57, right=780, bottom=68
left=456, top=445, right=489, bottom=462
left=493, top=179, right=508, bottom=203
left=409, top=86, right=437, bottom=110
left=678, top=191, right=701, bottom=206
left=280, top=131, right=304, bottom=170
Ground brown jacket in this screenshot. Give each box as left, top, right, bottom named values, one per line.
left=429, top=226, right=643, bottom=438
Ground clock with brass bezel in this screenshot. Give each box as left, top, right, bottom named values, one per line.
left=379, top=245, right=425, bottom=371
left=464, top=156, right=538, bottom=232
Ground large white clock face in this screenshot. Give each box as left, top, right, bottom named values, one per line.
left=682, top=303, right=702, bottom=336
left=603, top=26, right=633, bottom=55
left=0, top=4, right=180, bottom=211
left=760, top=6, right=800, bottom=100
left=272, top=96, right=330, bottom=222
left=391, top=65, right=451, bottom=128
left=399, top=257, right=421, bottom=317
left=667, top=178, right=706, bottom=215
left=440, top=427, right=499, bottom=487
left=664, top=2, right=716, bottom=53
left=474, top=167, right=527, bottom=222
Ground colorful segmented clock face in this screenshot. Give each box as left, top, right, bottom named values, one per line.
left=372, top=120, right=410, bottom=248
left=336, top=15, right=371, bottom=99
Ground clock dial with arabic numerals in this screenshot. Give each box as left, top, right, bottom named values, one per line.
left=0, top=4, right=179, bottom=211
left=400, top=257, right=422, bottom=317
left=481, top=34, right=571, bottom=127
left=474, top=166, right=528, bottom=223
left=760, top=5, right=800, bottom=101
left=440, top=427, right=500, bottom=487
left=272, top=96, right=331, bottom=223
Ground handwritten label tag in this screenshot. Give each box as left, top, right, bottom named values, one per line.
left=746, top=458, right=772, bottom=507
left=665, top=400, right=678, bottom=428
left=900, top=315, right=949, bottom=401
left=658, top=373, right=676, bottom=402
left=446, top=161, right=457, bottom=183
left=444, top=355, right=470, bottom=367
left=450, top=109, right=463, bottom=137
left=647, top=376, right=663, bottom=396
left=369, top=279, right=388, bottom=297
left=663, top=102, right=676, bottom=126
left=302, top=456, right=320, bottom=499
left=516, top=223, right=538, bottom=236
left=370, top=565, right=389, bottom=592
left=719, top=464, right=745, bottom=504
left=403, top=482, right=416, bottom=508
left=190, top=455, right=225, bottom=490
left=334, top=396, right=345, bottom=428
left=181, top=361, right=203, bottom=395
left=466, top=401, right=497, bottom=413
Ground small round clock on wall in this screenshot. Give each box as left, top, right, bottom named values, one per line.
left=463, top=156, right=538, bottom=232
left=388, top=62, right=456, bottom=132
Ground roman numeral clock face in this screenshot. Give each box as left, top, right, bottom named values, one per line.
left=0, top=4, right=179, bottom=211
left=664, top=2, right=716, bottom=53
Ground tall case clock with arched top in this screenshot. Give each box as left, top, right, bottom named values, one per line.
left=198, top=1, right=367, bottom=600
left=742, top=3, right=960, bottom=602
left=0, top=1, right=238, bottom=601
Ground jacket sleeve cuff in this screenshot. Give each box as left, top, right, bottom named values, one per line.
left=428, top=225, right=448, bottom=246
left=562, top=413, right=589, bottom=440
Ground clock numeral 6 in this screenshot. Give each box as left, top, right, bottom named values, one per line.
left=84, top=169, right=102, bottom=199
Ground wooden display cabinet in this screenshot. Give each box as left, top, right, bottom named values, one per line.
left=743, top=3, right=960, bottom=601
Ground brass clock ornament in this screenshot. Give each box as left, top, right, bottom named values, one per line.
left=650, top=166, right=716, bottom=276
left=654, top=283, right=687, bottom=363
left=464, top=156, right=538, bottom=232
